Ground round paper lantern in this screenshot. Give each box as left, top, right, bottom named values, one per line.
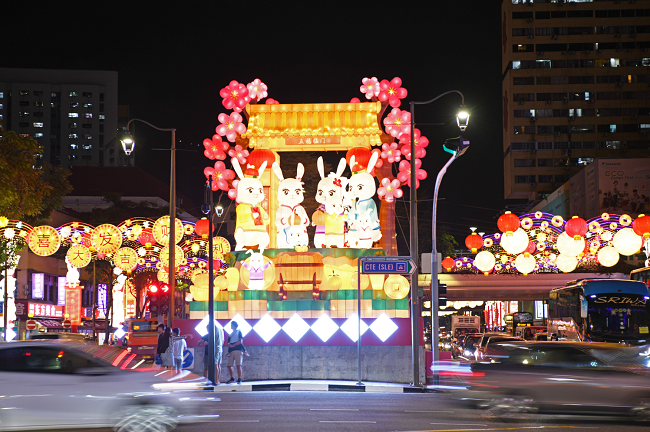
left=556, top=254, right=578, bottom=273
left=90, top=224, right=122, bottom=254
left=383, top=275, right=410, bottom=300
left=114, top=247, right=138, bottom=272
left=474, top=251, right=496, bottom=275
left=328, top=275, right=343, bottom=290
left=195, top=218, right=211, bottom=239
left=612, top=228, right=643, bottom=256
left=497, top=211, right=520, bottom=236
left=500, top=228, right=529, bottom=255
left=350, top=272, right=371, bottom=291
left=346, top=146, right=372, bottom=173
left=247, top=149, right=277, bottom=171
left=160, top=244, right=185, bottom=268
left=212, top=236, right=231, bottom=260
left=633, top=214, right=650, bottom=239
left=215, top=275, right=228, bottom=291
left=28, top=225, right=62, bottom=256
left=597, top=246, right=619, bottom=267
left=565, top=216, right=587, bottom=240
left=514, top=253, right=536, bottom=275
left=556, top=232, right=586, bottom=257
left=441, top=257, right=455, bottom=272
left=225, top=267, right=240, bottom=291
left=465, top=233, right=483, bottom=253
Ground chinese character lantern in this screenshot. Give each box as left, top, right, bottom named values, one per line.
left=195, top=218, right=210, bottom=239
left=441, top=257, right=455, bottom=272
left=246, top=149, right=276, bottom=172
left=565, top=216, right=587, bottom=240
left=497, top=211, right=520, bottom=236
left=465, top=233, right=483, bottom=254
left=633, top=214, right=650, bottom=240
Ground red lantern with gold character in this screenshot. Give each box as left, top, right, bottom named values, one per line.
left=565, top=216, right=587, bottom=240
left=441, top=257, right=455, bottom=272
left=633, top=214, right=650, bottom=240
left=465, top=233, right=483, bottom=253
left=195, top=218, right=210, bottom=239
left=497, top=211, right=520, bottom=236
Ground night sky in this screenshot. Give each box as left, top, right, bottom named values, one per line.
left=3, top=1, right=507, bottom=249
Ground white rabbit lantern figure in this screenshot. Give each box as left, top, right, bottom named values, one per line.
left=347, top=152, right=382, bottom=248
left=282, top=211, right=309, bottom=248
left=231, top=158, right=271, bottom=251
left=241, top=248, right=271, bottom=290
left=312, top=157, right=348, bottom=248
left=272, top=162, right=310, bottom=248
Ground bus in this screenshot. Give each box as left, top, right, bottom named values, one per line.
left=547, top=278, right=650, bottom=345
left=123, top=318, right=159, bottom=359
left=631, top=266, right=650, bottom=287
left=503, top=312, right=533, bottom=335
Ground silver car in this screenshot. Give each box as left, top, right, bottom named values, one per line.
left=0, top=340, right=218, bottom=431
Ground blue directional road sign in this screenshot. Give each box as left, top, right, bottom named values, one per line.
left=182, top=348, right=194, bottom=369
left=361, top=259, right=416, bottom=275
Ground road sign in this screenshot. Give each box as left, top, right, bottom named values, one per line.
left=361, top=259, right=416, bottom=275
left=182, top=348, right=194, bottom=369
left=26, top=320, right=38, bottom=331
left=62, top=319, right=72, bottom=329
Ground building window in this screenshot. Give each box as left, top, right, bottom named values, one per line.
left=538, top=125, right=553, bottom=135
left=84, top=134, right=92, bottom=139
left=19, top=90, right=30, bottom=96
left=68, top=113, right=79, bottom=117
left=82, top=155, right=92, bottom=161
left=514, top=126, right=536, bottom=135
left=33, top=112, right=43, bottom=118
left=0, top=92, right=3, bottom=98
left=99, top=104, right=104, bottom=112
left=83, top=92, right=92, bottom=98
left=69, top=102, right=79, bottom=108
left=83, top=144, right=92, bottom=150
left=33, top=101, right=44, bottom=107
left=70, top=144, right=78, bottom=150
left=514, top=159, right=535, bottom=167
left=69, top=91, right=78, bottom=97
left=515, top=175, right=536, bottom=184
left=537, top=142, right=553, bottom=150
left=69, top=123, right=78, bottom=128
left=538, top=158, right=554, bottom=167
left=82, top=123, right=92, bottom=129
left=33, top=122, right=44, bottom=128
left=69, top=133, right=78, bottom=139
left=34, top=133, right=43, bottom=138
left=19, top=111, right=29, bottom=117
left=85, top=113, right=93, bottom=119
left=99, top=114, right=105, bottom=120
left=99, top=124, right=104, bottom=133
left=513, top=93, right=534, bottom=102
left=513, top=77, right=535, bottom=85
left=538, top=175, right=554, bottom=183
left=18, top=122, right=29, bottom=128
left=84, top=103, right=93, bottom=108
left=19, top=101, right=29, bottom=107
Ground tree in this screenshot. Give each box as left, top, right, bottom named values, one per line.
left=437, top=225, right=459, bottom=258
left=0, top=130, right=72, bottom=224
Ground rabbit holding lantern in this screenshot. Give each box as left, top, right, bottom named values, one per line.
left=272, top=161, right=309, bottom=249
left=347, top=152, right=382, bottom=247
left=231, top=158, right=270, bottom=251
left=312, top=156, right=348, bottom=248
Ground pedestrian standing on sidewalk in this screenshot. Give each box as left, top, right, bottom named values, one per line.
left=171, top=328, right=187, bottom=374
left=155, top=324, right=168, bottom=368
left=200, top=323, right=224, bottom=384
left=226, top=321, right=245, bottom=383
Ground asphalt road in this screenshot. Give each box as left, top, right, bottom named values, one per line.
left=174, top=391, right=650, bottom=432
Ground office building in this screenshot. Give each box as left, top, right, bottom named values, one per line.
left=502, top=0, right=650, bottom=201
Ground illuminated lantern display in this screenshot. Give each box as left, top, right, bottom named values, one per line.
left=350, top=272, right=371, bottom=291
left=328, top=275, right=343, bottom=290
left=114, top=247, right=138, bottom=272
left=465, top=233, right=483, bottom=254
left=474, top=251, right=496, bottom=275
left=500, top=228, right=529, bottom=255
left=247, top=148, right=277, bottom=172
left=514, top=253, right=536, bottom=276
left=65, top=284, right=83, bottom=325
left=66, top=244, right=91, bottom=268
left=240, top=253, right=275, bottom=290
left=612, top=228, right=642, bottom=256
left=565, top=216, right=588, bottom=240
left=153, top=216, right=183, bottom=245
left=524, top=240, right=536, bottom=255
left=556, top=232, right=586, bottom=257
left=369, top=274, right=385, bottom=290
left=157, top=269, right=168, bottom=282
left=28, top=225, right=61, bottom=256
left=194, top=218, right=211, bottom=239
left=346, top=147, right=372, bottom=174
left=91, top=224, right=122, bottom=254
left=383, top=275, right=410, bottom=300
left=215, top=276, right=229, bottom=291
left=597, top=245, right=619, bottom=267
left=160, top=244, right=185, bottom=268
left=441, top=257, right=455, bottom=272
left=275, top=252, right=323, bottom=291
left=190, top=273, right=219, bottom=301
left=138, top=229, right=155, bottom=247
left=225, top=267, right=240, bottom=291
left=212, top=236, right=231, bottom=260
left=633, top=214, right=650, bottom=239
left=497, top=211, right=520, bottom=236
left=556, top=254, right=578, bottom=273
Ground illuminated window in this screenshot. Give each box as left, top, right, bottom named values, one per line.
left=282, top=314, right=310, bottom=342
left=69, top=133, right=78, bottom=139
left=85, top=113, right=92, bottom=119
left=253, top=314, right=281, bottom=342
left=34, top=133, right=43, bottom=138
left=33, top=122, right=43, bottom=128
left=69, top=113, right=78, bottom=118
left=84, top=134, right=92, bottom=140
left=99, top=114, right=105, bottom=120
left=311, top=314, right=339, bottom=342
left=82, top=144, right=92, bottom=150
left=340, top=313, right=369, bottom=342
left=69, top=91, right=78, bottom=97
left=84, top=103, right=92, bottom=108
left=70, top=144, right=78, bottom=150
left=369, top=314, right=398, bottom=342
left=224, top=314, right=252, bottom=337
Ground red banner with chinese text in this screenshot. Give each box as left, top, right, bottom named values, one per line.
left=65, top=285, right=83, bottom=325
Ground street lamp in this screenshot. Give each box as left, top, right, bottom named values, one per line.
left=409, top=91, right=468, bottom=386
left=120, top=119, right=177, bottom=328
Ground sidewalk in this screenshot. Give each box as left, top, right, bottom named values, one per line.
left=208, top=379, right=439, bottom=393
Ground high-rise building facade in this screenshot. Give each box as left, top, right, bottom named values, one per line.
left=0, top=68, right=131, bottom=168
left=502, top=0, right=650, bottom=201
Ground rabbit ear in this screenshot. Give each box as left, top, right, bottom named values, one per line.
left=246, top=249, right=253, bottom=255
left=317, top=157, right=325, bottom=179
left=349, top=156, right=356, bottom=172
left=272, top=162, right=284, bottom=181
left=366, top=151, right=379, bottom=173
left=296, top=163, right=304, bottom=180
left=259, top=161, right=268, bottom=177
left=232, top=157, right=245, bottom=180
left=336, top=158, right=347, bottom=176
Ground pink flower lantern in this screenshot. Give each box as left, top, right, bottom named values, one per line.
left=202, top=134, right=229, bottom=160
left=215, top=112, right=247, bottom=143
left=204, top=161, right=235, bottom=191
left=265, top=98, right=279, bottom=105
left=377, top=178, right=403, bottom=203
left=399, top=128, right=429, bottom=160
left=360, top=77, right=380, bottom=100
left=383, top=108, right=411, bottom=138
left=378, top=77, right=408, bottom=108
left=246, top=79, right=268, bottom=101
left=350, top=97, right=361, bottom=103
left=381, top=142, right=401, bottom=163
left=228, top=180, right=239, bottom=201
left=219, top=80, right=250, bottom=113
left=228, top=144, right=249, bottom=165
left=397, top=159, right=427, bottom=188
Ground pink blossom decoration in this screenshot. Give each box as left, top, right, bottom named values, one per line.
left=204, top=161, right=236, bottom=191
left=400, top=144, right=426, bottom=160
left=383, top=108, right=411, bottom=138
left=247, top=79, right=268, bottom=101
left=360, top=77, right=380, bottom=100
left=378, top=77, right=408, bottom=108
left=220, top=80, right=250, bottom=113
left=377, top=178, right=403, bottom=203
left=265, top=98, right=279, bottom=105
left=397, top=159, right=428, bottom=188
left=398, top=128, right=430, bottom=160
left=202, top=134, right=229, bottom=160
left=380, top=142, right=401, bottom=163
left=228, top=180, right=240, bottom=201
left=228, top=144, right=249, bottom=165
left=215, top=112, right=247, bottom=143
left=350, top=97, right=361, bottom=103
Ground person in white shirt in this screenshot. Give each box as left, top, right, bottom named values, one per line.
left=171, top=328, right=187, bottom=373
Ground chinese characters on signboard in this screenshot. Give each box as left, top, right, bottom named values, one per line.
left=28, top=226, right=61, bottom=256
left=65, top=286, right=83, bottom=325
left=285, top=137, right=341, bottom=145
left=32, top=273, right=44, bottom=300
left=14, top=301, right=65, bottom=318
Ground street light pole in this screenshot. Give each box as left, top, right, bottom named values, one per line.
left=122, top=119, right=177, bottom=327
left=205, top=176, right=216, bottom=385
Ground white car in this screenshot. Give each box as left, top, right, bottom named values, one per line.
left=0, top=340, right=218, bottom=431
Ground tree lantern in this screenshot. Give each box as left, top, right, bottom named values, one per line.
left=497, top=211, right=520, bottom=236
left=441, top=257, right=455, bottom=272
left=465, top=233, right=483, bottom=254
left=633, top=214, right=650, bottom=240
left=612, top=228, right=643, bottom=256
left=346, top=147, right=372, bottom=173
left=565, top=216, right=588, bottom=240
left=247, top=149, right=276, bottom=171
left=195, top=218, right=210, bottom=239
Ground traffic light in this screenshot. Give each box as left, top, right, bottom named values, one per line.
left=438, top=281, right=447, bottom=308
left=443, top=136, right=470, bottom=157
left=147, top=282, right=160, bottom=316
left=160, top=283, right=170, bottom=315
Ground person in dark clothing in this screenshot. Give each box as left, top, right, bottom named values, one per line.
left=156, top=324, right=169, bottom=367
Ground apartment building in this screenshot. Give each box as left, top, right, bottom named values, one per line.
left=502, top=0, right=650, bottom=200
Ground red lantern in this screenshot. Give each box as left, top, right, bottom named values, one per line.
left=565, top=216, right=587, bottom=240
left=465, top=233, right=483, bottom=254
left=633, top=214, right=650, bottom=240
left=195, top=218, right=210, bottom=239
left=246, top=149, right=276, bottom=171
left=346, top=147, right=372, bottom=173
left=138, top=229, right=155, bottom=247
left=497, top=211, right=520, bottom=236
left=525, top=240, right=536, bottom=255
left=441, top=257, right=455, bottom=271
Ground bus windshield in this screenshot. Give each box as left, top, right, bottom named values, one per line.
left=129, top=320, right=158, bottom=333
left=587, top=296, right=650, bottom=341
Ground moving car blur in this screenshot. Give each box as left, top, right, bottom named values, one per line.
left=0, top=339, right=218, bottom=431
